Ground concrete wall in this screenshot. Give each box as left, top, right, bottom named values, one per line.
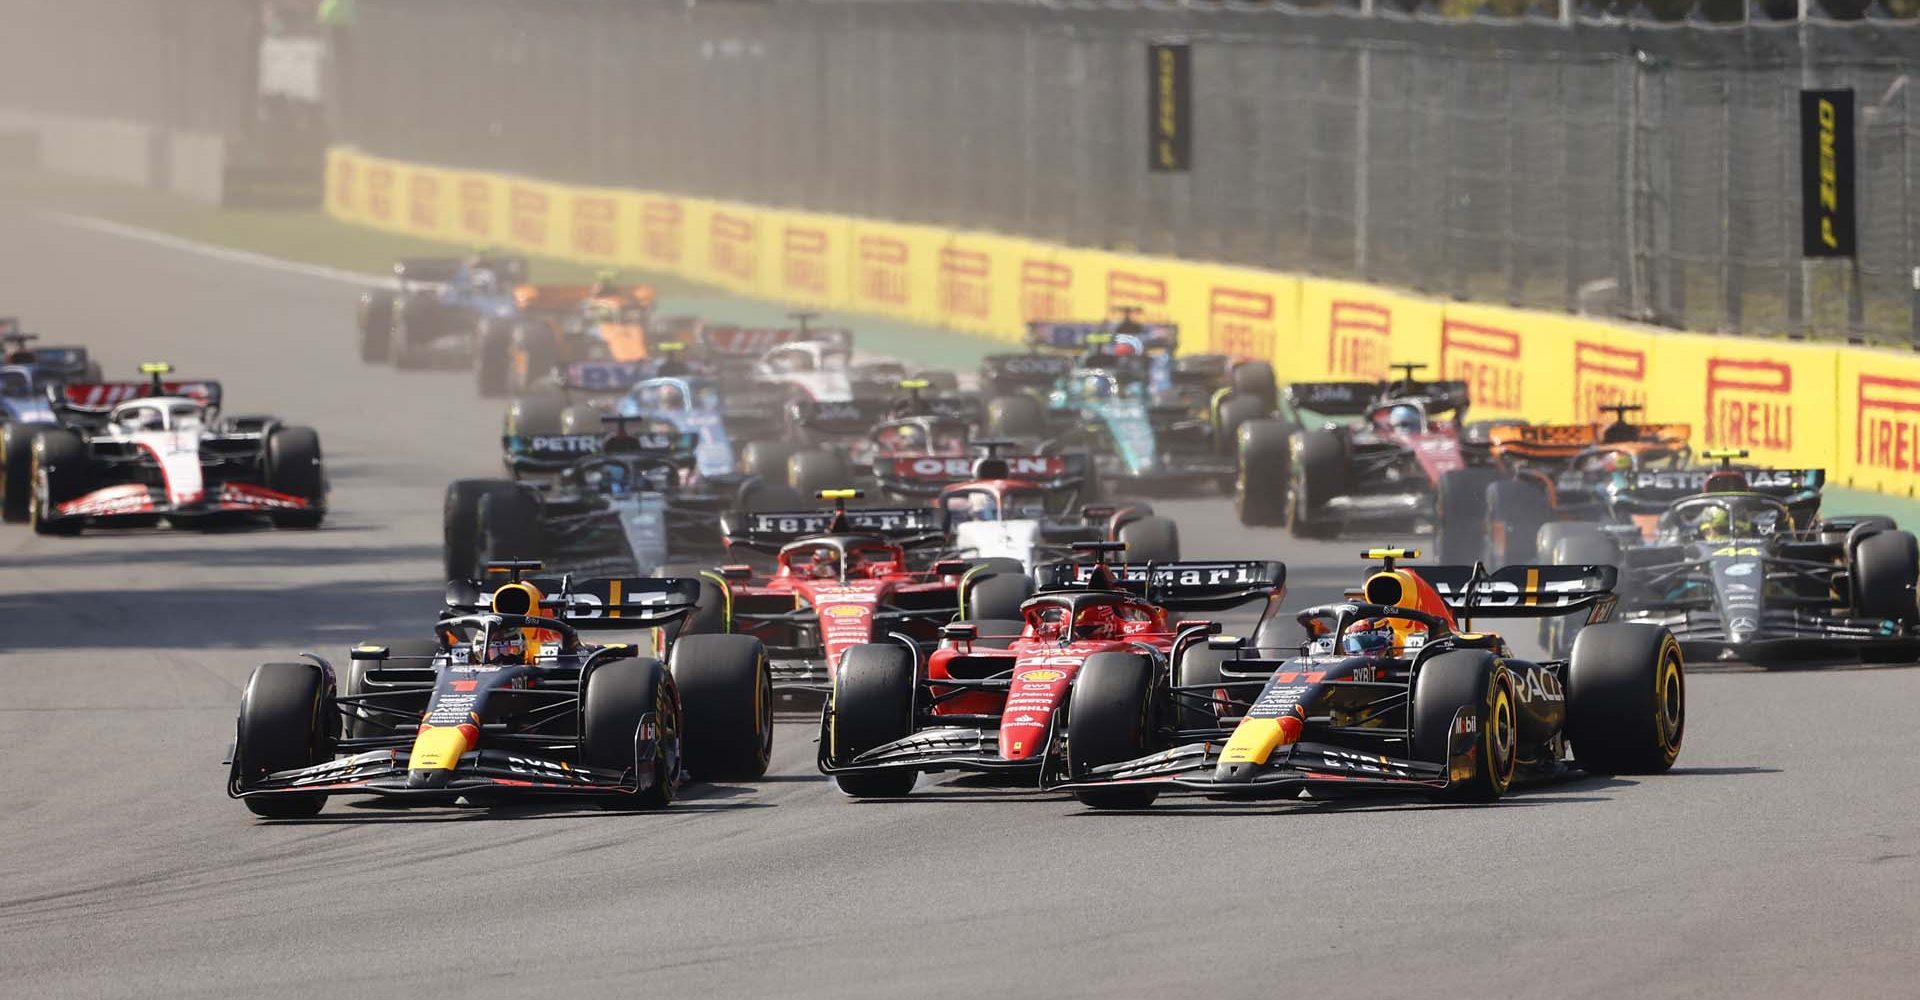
left=0, top=110, right=226, bottom=204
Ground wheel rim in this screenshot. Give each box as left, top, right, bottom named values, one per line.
left=1488, top=680, right=1518, bottom=788
left=756, top=653, right=773, bottom=766
left=1654, top=639, right=1686, bottom=761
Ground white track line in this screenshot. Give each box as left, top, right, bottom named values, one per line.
left=45, top=213, right=380, bottom=287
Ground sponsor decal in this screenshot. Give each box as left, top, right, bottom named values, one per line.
left=1854, top=373, right=1920, bottom=476
left=524, top=434, right=601, bottom=454
left=823, top=605, right=868, bottom=619
left=1020, top=260, right=1073, bottom=321
left=451, top=679, right=479, bottom=693
left=458, top=178, right=493, bottom=240
left=1328, top=300, right=1391, bottom=379
left=571, top=195, right=618, bottom=258
left=1729, top=616, right=1758, bottom=632
left=1800, top=89, right=1857, bottom=258
left=640, top=200, right=683, bottom=265
left=892, top=455, right=1062, bottom=480
left=1208, top=287, right=1274, bottom=360
left=1439, top=320, right=1523, bottom=411
left=62, top=381, right=215, bottom=410
left=710, top=212, right=757, bottom=281
left=1706, top=359, right=1793, bottom=451
left=1724, top=563, right=1756, bottom=577
left=783, top=226, right=830, bottom=296
left=1106, top=271, right=1167, bottom=319
left=1016, top=669, right=1068, bottom=683
left=856, top=236, right=909, bottom=305
left=1321, top=748, right=1411, bottom=778
left=1513, top=668, right=1565, bottom=704
left=1147, top=42, right=1192, bottom=172
left=938, top=248, right=990, bottom=320
left=509, top=184, right=549, bottom=249
left=407, top=172, right=440, bottom=231
left=365, top=165, right=395, bottom=223
left=1573, top=340, right=1648, bottom=418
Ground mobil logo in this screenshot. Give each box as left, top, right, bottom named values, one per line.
left=1854, top=372, right=1920, bottom=476
left=939, top=247, right=991, bottom=320
left=1706, top=358, right=1792, bottom=451
left=509, top=184, right=550, bottom=248
left=571, top=195, right=617, bottom=258
left=1440, top=319, right=1523, bottom=411
left=640, top=200, right=683, bottom=265
left=408, top=173, right=440, bottom=231
left=783, top=226, right=829, bottom=295
left=1328, top=300, right=1391, bottom=379
left=709, top=212, right=757, bottom=281
left=1209, top=287, right=1274, bottom=361
left=1020, top=259, right=1072, bottom=321
left=857, top=236, right=909, bottom=306
left=1573, top=340, right=1648, bottom=419
left=457, top=178, right=493, bottom=240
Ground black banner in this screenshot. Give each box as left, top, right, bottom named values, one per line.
left=1800, top=88, right=1856, bottom=258
left=1148, top=42, right=1191, bottom=173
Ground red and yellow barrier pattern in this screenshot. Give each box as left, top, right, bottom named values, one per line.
left=327, top=147, right=1920, bottom=499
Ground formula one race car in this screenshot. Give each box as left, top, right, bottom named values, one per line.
left=704, top=490, right=1031, bottom=693
left=444, top=420, right=734, bottom=581
left=819, top=543, right=1286, bottom=797
left=23, top=364, right=325, bottom=534
left=226, top=567, right=773, bottom=817
left=2, top=323, right=103, bottom=385
left=1236, top=364, right=1496, bottom=543
left=981, top=312, right=1277, bottom=414
left=473, top=275, right=657, bottom=398
left=872, top=446, right=1180, bottom=571
left=1048, top=549, right=1684, bottom=808
left=358, top=253, right=528, bottom=368
left=1545, top=454, right=1920, bottom=665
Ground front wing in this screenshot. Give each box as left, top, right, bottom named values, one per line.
left=229, top=748, right=647, bottom=801
left=1043, top=735, right=1464, bottom=799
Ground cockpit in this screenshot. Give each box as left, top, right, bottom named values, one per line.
left=762, top=343, right=850, bottom=375
left=0, top=367, right=29, bottom=397
left=109, top=399, right=205, bottom=433
left=565, top=455, right=676, bottom=497
left=1369, top=401, right=1431, bottom=436
left=777, top=537, right=907, bottom=582
left=872, top=418, right=969, bottom=458
left=942, top=486, right=1050, bottom=524
left=1662, top=494, right=1791, bottom=542
left=1018, top=593, right=1163, bottom=642
left=626, top=378, right=714, bottom=414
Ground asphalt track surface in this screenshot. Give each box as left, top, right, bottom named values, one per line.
left=3, top=206, right=1918, bottom=1000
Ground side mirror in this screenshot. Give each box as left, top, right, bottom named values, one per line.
left=1175, top=619, right=1223, bottom=636
left=349, top=645, right=390, bottom=661
left=1206, top=635, right=1243, bottom=651
left=931, top=559, right=971, bottom=576
left=942, top=622, right=978, bottom=642
left=719, top=564, right=754, bottom=582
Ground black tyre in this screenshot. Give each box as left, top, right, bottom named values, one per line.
left=581, top=658, right=680, bottom=809
left=737, top=480, right=806, bottom=513
left=510, top=321, right=560, bottom=393
left=1235, top=418, right=1291, bottom=527
left=0, top=421, right=35, bottom=523
left=236, top=662, right=334, bottom=819
left=738, top=440, right=798, bottom=484
left=950, top=618, right=1026, bottom=650
left=443, top=479, right=519, bottom=581
left=828, top=644, right=919, bottom=798
left=1535, top=522, right=1579, bottom=567
left=1066, top=652, right=1161, bottom=809
left=264, top=426, right=326, bottom=528
left=1118, top=515, right=1179, bottom=563
left=476, top=488, right=543, bottom=565
left=788, top=449, right=850, bottom=499
left=504, top=393, right=568, bottom=439
left=1435, top=468, right=1501, bottom=565
left=393, top=295, right=438, bottom=370
left=669, top=634, right=772, bottom=781
left=1852, top=529, right=1919, bottom=627
left=1547, top=526, right=1622, bottom=658
left=984, top=394, right=1048, bottom=439
left=1214, top=394, right=1269, bottom=458
left=657, top=563, right=728, bottom=637
left=340, top=639, right=440, bottom=740
left=1287, top=428, right=1345, bottom=539
left=965, top=557, right=1028, bottom=579
left=1171, top=644, right=1241, bottom=733
left=1410, top=650, right=1518, bottom=803
left=357, top=289, right=394, bottom=364
left=1565, top=624, right=1684, bottom=774
left=1230, top=360, right=1279, bottom=413
left=962, top=572, right=1032, bottom=621
left=474, top=317, right=511, bottom=398
left=29, top=427, right=87, bottom=536
left=1486, top=478, right=1550, bottom=566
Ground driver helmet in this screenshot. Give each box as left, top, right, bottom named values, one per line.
left=477, top=628, right=528, bottom=666
left=1387, top=405, right=1422, bottom=435
left=1698, top=505, right=1732, bottom=540
left=1082, top=374, right=1114, bottom=400
left=1342, top=617, right=1398, bottom=656
left=966, top=491, right=997, bottom=522
left=1073, top=604, right=1122, bottom=641
left=807, top=547, right=840, bottom=580
left=657, top=384, right=685, bottom=409
left=590, top=270, right=618, bottom=297
left=470, top=269, right=497, bottom=294
left=1111, top=338, right=1139, bottom=358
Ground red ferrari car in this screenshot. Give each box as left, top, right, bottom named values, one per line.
left=817, top=542, right=1285, bottom=796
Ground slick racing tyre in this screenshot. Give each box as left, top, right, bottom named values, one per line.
left=1851, top=529, right=1919, bottom=628
left=1410, top=650, right=1518, bottom=803
left=237, top=662, right=335, bottom=819
left=476, top=488, right=544, bottom=566
left=1485, top=478, right=1550, bottom=565
left=1066, top=652, right=1161, bottom=810
left=1118, top=515, right=1179, bottom=564
left=357, top=289, right=395, bottom=364
left=984, top=394, right=1048, bottom=440
left=504, top=393, right=568, bottom=440
left=1171, top=644, right=1243, bottom=733
left=265, top=426, right=326, bottom=528
left=29, top=428, right=88, bottom=536
left=961, top=572, right=1033, bottom=621
left=1235, top=418, right=1290, bottom=527
left=829, top=644, right=919, bottom=798
left=1546, top=527, right=1621, bottom=658
left=1213, top=393, right=1269, bottom=459
left=582, top=658, right=680, bottom=810
left=657, top=564, right=729, bottom=637
left=474, top=317, right=512, bottom=398
left=669, top=634, right=773, bottom=781
left=738, top=441, right=798, bottom=486
left=1435, top=468, right=1501, bottom=565
left=1286, top=429, right=1344, bottom=540
left=510, top=321, right=559, bottom=393
left=0, top=421, right=35, bottom=523
left=1565, top=624, right=1684, bottom=774
left=1230, top=360, right=1279, bottom=414
left=444, top=479, right=521, bottom=582
left=736, top=479, right=805, bottom=513
left=788, top=449, right=850, bottom=499
left=393, top=295, right=438, bottom=370
left=340, top=639, right=441, bottom=740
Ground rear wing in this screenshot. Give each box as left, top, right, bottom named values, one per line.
left=873, top=453, right=1088, bottom=496
left=52, top=380, right=221, bottom=414
left=1285, top=381, right=1378, bottom=416
left=1025, top=321, right=1178, bottom=353
left=722, top=506, right=949, bottom=547
left=1040, top=560, right=1286, bottom=611
left=1489, top=422, right=1692, bottom=457
left=912, top=396, right=979, bottom=422
left=446, top=575, right=701, bottom=627
left=1619, top=467, right=1824, bottom=506
left=1411, top=563, right=1618, bottom=620
left=982, top=353, right=1073, bottom=386
left=699, top=325, right=850, bottom=356
left=793, top=398, right=890, bottom=436
left=501, top=431, right=697, bottom=469
left=558, top=360, right=649, bottom=393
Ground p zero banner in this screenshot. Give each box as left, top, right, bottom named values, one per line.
left=1148, top=42, right=1192, bottom=173
left=1801, top=88, right=1856, bottom=258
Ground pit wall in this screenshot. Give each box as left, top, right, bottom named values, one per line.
left=325, top=147, right=1920, bottom=498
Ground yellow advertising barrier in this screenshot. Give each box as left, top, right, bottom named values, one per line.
left=324, top=146, right=1920, bottom=501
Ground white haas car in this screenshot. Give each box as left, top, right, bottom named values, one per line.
left=873, top=449, right=1182, bottom=573
left=26, top=364, right=326, bottom=535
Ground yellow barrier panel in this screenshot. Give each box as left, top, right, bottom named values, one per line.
left=626, top=191, right=688, bottom=278
left=1297, top=278, right=1442, bottom=383
left=1835, top=348, right=1920, bottom=495
left=758, top=209, right=849, bottom=309
left=1435, top=302, right=1576, bottom=422
left=1186, top=262, right=1302, bottom=366
left=1647, top=333, right=1836, bottom=471
left=937, top=231, right=1023, bottom=341
left=559, top=184, right=626, bottom=266
left=447, top=167, right=503, bottom=247
left=848, top=219, right=945, bottom=326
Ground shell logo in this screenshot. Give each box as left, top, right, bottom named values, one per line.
left=1018, top=669, right=1067, bottom=683
left=823, top=605, right=868, bottom=619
